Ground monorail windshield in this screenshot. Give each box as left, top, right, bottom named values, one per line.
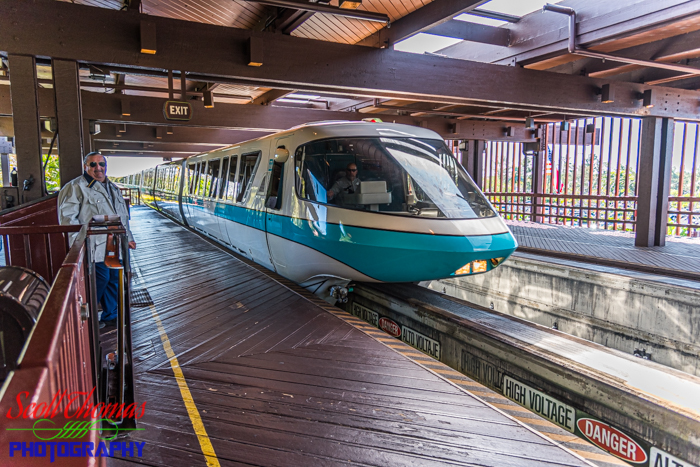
left=295, top=137, right=495, bottom=219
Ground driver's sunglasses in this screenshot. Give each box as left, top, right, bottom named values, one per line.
left=89, top=162, right=106, bottom=168
left=348, top=168, right=358, bottom=172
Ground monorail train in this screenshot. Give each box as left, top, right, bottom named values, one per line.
left=118, top=121, right=517, bottom=302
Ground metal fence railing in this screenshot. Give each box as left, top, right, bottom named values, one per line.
left=481, top=117, right=643, bottom=231
left=0, top=196, right=136, bottom=466
left=668, top=122, right=700, bottom=237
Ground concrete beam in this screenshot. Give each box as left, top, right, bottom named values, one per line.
left=2, top=0, right=700, bottom=119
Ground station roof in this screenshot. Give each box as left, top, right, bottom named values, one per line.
left=1, top=0, right=700, bottom=159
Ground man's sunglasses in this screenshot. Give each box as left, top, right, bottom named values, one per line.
left=348, top=168, right=358, bottom=172
left=89, top=162, right=106, bottom=168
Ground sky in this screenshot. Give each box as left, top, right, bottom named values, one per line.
left=106, top=156, right=174, bottom=178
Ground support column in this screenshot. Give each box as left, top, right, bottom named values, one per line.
left=532, top=128, right=547, bottom=223
left=636, top=117, right=674, bottom=247
left=82, top=120, right=92, bottom=156
left=462, top=140, right=485, bottom=189
left=52, top=59, right=84, bottom=186
left=8, top=55, right=43, bottom=203
left=1, top=153, right=10, bottom=186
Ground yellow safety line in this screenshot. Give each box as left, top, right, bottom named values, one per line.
left=149, top=305, right=221, bottom=467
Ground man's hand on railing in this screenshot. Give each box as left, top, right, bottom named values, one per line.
left=129, top=241, right=137, bottom=250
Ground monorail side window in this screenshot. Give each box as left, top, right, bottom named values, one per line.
left=225, top=155, right=239, bottom=200
left=167, top=166, right=173, bottom=191
left=200, top=162, right=212, bottom=197
left=218, top=157, right=229, bottom=199
left=187, top=164, right=197, bottom=195
left=173, top=165, right=181, bottom=193
left=206, top=159, right=221, bottom=198
left=237, top=153, right=261, bottom=203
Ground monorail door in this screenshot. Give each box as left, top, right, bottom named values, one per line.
left=265, top=136, right=293, bottom=276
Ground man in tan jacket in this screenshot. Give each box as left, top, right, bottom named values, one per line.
left=58, top=152, right=136, bottom=328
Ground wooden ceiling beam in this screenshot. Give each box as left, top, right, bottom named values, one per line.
left=554, top=29, right=700, bottom=79
left=426, top=20, right=510, bottom=47
left=93, top=123, right=266, bottom=145
left=439, top=0, right=700, bottom=68
left=250, top=89, right=294, bottom=105
left=357, top=0, right=489, bottom=48
left=93, top=141, right=219, bottom=154
left=2, top=0, right=700, bottom=119
left=277, top=9, right=315, bottom=35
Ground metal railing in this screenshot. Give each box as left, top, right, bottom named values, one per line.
left=118, top=186, right=141, bottom=207
left=0, top=224, right=104, bottom=466
left=668, top=122, right=700, bottom=236
left=0, top=197, right=136, bottom=465
left=1, top=224, right=79, bottom=283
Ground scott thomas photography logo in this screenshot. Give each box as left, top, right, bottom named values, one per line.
left=4, top=387, right=147, bottom=463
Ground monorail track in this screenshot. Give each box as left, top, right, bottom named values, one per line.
left=345, top=283, right=700, bottom=467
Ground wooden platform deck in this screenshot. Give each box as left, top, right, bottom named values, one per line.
left=105, top=207, right=595, bottom=467
left=507, top=220, right=700, bottom=278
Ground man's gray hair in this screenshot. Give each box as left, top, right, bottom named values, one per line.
left=83, top=151, right=106, bottom=166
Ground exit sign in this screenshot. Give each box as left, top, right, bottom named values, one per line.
left=163, top=101, right=193, bottom=121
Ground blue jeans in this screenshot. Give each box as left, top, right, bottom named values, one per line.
left=95, top=262, right=120, bottom=322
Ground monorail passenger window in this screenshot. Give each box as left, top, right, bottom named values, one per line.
left=167, top=166, right=175, bottom=192
left=218, top=157, right=229, bottom=199
left=173, top=165, right=181, bottom=193
left=200, top=162, right=212, bottom=197
left=225, top=155, right=239, bottom=200
left=188, top=163, right=197, bottom=195
left=267, top=159, right=284, bottom=210
left=236, top=153, right=261, bottom=203
left=206, top=159, right=221, bottom=198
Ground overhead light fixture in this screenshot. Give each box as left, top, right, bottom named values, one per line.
left=119, top=124, right=127, bottom=133
left=140, top=20, right=157, bottom=55
left=89, top=121, right=101, bottom=135
left=600, top=83, right=614, bottom=103
left=525, top=117, right=536, bottom=129
left=522, top=142, right=539, bottom=155
left=248, top=37, right=263, bottom=67
left=121, top=99, right=131, bottom=117
left=339, top=0, right=362, bottom=9
left=203, top=90, right=214, bottom=108
left=642, top=89, right=653, bottom=108
left=561, top=121, right=570, bottom=131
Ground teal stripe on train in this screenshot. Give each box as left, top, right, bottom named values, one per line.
left=185, top=198, right=517, bottom=282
